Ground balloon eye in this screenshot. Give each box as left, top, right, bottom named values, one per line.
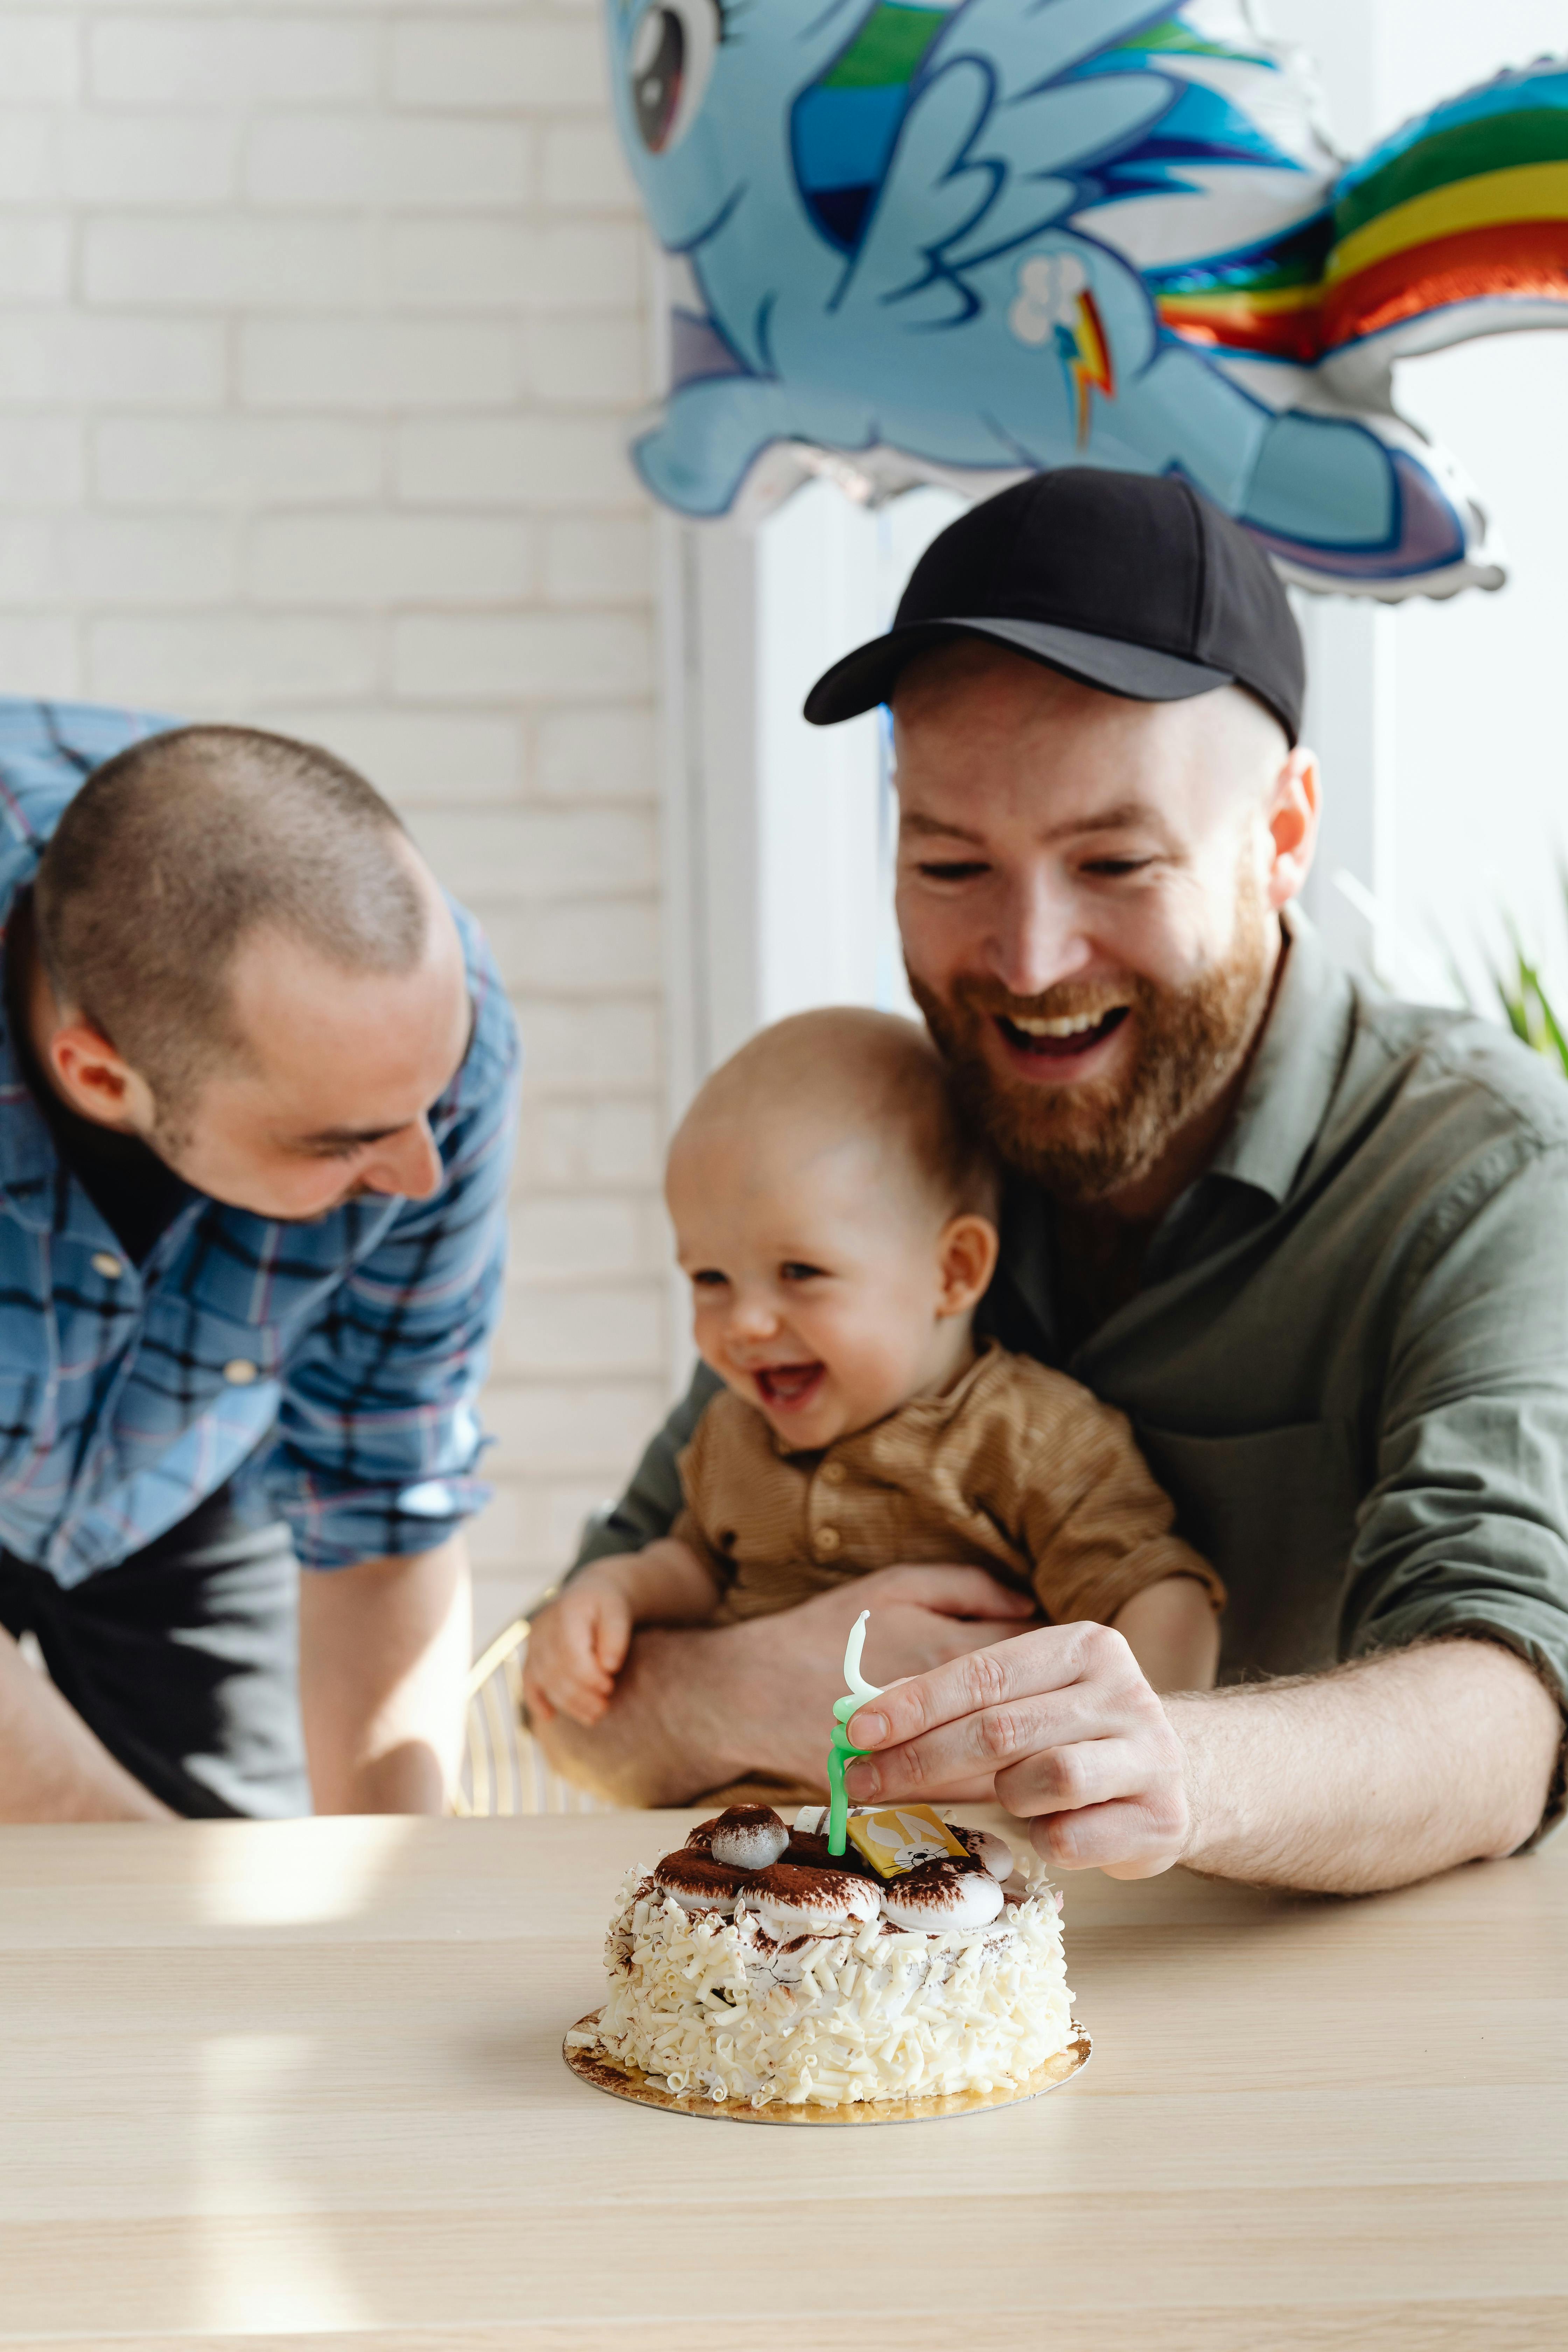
left=630, top=3, right=718, bottom=155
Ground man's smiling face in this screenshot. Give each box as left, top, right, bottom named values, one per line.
left=892, top=639, right=1317, bottom=1206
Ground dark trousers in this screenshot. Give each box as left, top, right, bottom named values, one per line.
left=0, top=1479, right=312, bottom=1819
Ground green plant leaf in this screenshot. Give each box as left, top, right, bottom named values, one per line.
left=1486, top=943, right=1533, bottom=1045
left=1534, top=974, right=1568, bottom=1077
left=1433, top=904, right=1568, bottom=1073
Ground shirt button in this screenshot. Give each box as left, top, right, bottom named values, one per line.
left=820, top=1461, right=847, bottom=1486
left=223, top=1359, right=259, bottom=1387
left=91, top=1252, right=124, bottom=1280
left=815, top=1526, right=841, bottom=1554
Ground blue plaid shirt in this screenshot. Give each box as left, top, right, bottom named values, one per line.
left=0, top=698, right=520, bottom=1588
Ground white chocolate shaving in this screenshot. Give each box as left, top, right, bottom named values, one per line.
left=594, top=1868, right=1074, bottom=2108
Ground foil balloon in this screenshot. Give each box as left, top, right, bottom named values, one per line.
left=603, top=0, right=1568, bottom=597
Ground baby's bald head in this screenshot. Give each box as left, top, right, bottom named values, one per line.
left=668, top=1007, right=996, bottom=1226
left=668, top=1010, right=1001, bottom=1446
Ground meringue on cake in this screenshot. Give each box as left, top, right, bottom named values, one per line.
left=588, top=1802, right=1074, bottom=2109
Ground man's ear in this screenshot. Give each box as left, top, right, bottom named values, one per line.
left=936, top=1213, right=1000, bottom=1317
left=1265, top=747, right=1320, bottom=911
left=48, top=1019, right=145, bottom=1131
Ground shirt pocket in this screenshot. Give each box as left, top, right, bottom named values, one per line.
left=1133, top=1419, right=1358, bottom=1682
left=125, top=1295, right=288, bottom=1435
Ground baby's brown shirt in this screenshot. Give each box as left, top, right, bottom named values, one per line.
left=672, top=1340, right=1224, bottom=1626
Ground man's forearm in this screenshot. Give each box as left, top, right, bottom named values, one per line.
left=532, top=1619, right=761, bottom=1807
left=0, top=1626, right=172, bottom=1821
left=1171, top=1638, right=1561, bottom=1895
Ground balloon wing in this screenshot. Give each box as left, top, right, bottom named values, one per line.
left=854, top=70, right=1171, bottom=320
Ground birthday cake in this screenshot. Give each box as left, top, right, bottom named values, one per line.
left=579, top=1800, right=1075, bottom=2110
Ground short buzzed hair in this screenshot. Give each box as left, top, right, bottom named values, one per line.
left=34, top=724, right=426, bottom=1124
left=677, top=1007, right=999, bottom=1221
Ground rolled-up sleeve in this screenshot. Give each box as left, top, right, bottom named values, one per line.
left=264, top=918, right=521, bottom=1569
left=1344, top=1141, right=1568, bottom=1731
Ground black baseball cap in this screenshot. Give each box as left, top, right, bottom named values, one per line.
left=803, top=468, right=1304, bottom=746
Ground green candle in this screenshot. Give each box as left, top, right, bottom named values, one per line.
left=826, top=1609, right=884, bottom=1857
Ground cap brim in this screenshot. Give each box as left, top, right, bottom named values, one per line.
left=803, top=616, right=1234, bottom=726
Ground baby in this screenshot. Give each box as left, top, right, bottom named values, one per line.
left=526, top=1008, right=1224, bottom=1730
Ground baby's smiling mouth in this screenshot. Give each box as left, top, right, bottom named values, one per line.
left=996, top=1006, right=1129, bottom=1060
left=752, top=1362, right=826, bottom=1411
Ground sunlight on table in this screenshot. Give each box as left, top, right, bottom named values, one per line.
left=194, top=1813, right=418, bottom=1929
left=193, top=2033, right=369, bottom=2333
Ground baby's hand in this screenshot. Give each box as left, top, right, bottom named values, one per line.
left=524, top=1574, right=635, bottom=1729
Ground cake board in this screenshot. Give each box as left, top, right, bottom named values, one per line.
left=563, top=2009, right=1091, bottom=2125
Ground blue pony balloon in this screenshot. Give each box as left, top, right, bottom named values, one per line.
left=603, top=0, right=1568, bottom=597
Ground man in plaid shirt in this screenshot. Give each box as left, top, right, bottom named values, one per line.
left=0, top=700, right=519, bottom=1820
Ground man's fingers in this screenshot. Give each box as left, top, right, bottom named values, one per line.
left=846, top=1711, right=1140, bottom=1809
left=849, top=1623, right=1107, bottom=1751
left=993, top=1736, right=1148, bottom=1817
left=1026, top=1792, right=1187, bottom=1877
left=844, top=1687, right=1125, bottom=1799
left=841, top=1619, right=1190, bottom=1883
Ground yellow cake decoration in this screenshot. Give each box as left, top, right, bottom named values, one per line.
left=845, top=1804, right=969, bottom=1879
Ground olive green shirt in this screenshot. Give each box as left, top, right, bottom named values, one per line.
left=579, top=914, right=1568, bottom=1737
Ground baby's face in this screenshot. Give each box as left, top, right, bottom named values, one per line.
left=667, top=1115, right=969, bottom=1450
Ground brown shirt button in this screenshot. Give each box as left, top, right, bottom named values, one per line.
left=815, top=1526, right=841, bottom=1554
left=820, top=1460, right=847, bottom=1486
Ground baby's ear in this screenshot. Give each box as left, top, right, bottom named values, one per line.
left=936, top=1214, right=999, bottom=1316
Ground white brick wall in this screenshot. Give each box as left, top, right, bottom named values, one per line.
left=5, top=1, right=670, bottom=1638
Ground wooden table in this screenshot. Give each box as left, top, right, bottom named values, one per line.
left=1, top=1810, right=1564, bottom=2350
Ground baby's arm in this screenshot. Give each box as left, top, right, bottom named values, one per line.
left=524, top=1539, right=724, bottom=1729
left=1111, top=1574, right=1220, bottom=1694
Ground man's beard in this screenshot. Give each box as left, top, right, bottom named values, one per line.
left=908, top=870, right=1276, bottom=1205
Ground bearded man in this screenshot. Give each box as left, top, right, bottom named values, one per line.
left=528, top=469, right=1566, bottom=1894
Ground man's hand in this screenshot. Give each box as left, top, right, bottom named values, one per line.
left=525, top=1570, right=636, bottom=1729
left=752, top=1566, right=1042, bottom=1792
left=844, top=1622, right=1564, bottom=1895
left=846, top=1621, right=1187, bottom=1878
left=529, top=1563, right=1038, bottom=1809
